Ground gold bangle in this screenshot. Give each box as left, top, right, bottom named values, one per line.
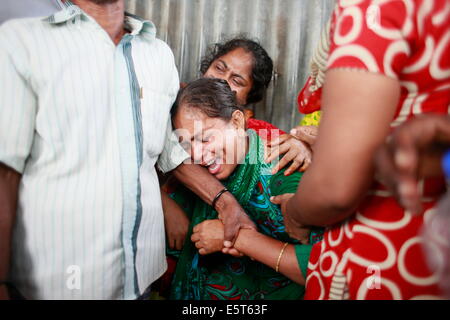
left=275, top=242, right=289, bottom=273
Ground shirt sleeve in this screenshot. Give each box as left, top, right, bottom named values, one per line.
left=327, top=0, right=413, bottom=79
left=0, top=21, right=37, bottom=173
left=156, top=51, right=190, bottom=174
left=156, top=116, right=190, bottom=173
left=294, top=244, right=313, bottom=279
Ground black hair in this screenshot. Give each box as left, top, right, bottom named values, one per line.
left=199, top=37, right=273, bottom=105
left=171, top=78, right=243, bottom=121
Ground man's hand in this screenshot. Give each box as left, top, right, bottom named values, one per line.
left=271, top=193, right=311, bottom=244
left=215, top=192, right=256, bottom=254
left=265, top=134, right=312, bottom=176
left=191, top=219, right=225, bottom=255
left=161, top=192, right=190, bottom=251
left=172, top=164, right=255, bottom=255
left=375, top=115, right=450, bottom=214
left=290, top=125, right=319, bottom=147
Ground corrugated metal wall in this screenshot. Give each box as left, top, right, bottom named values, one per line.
left=126, top=0, right=335, bottom=131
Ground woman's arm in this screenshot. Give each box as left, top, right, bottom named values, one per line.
left=161, top=190, right=190, bottom=251
left=235, top=229, right=306, bottom=285
left=285, top=70, right=401, bottom=227
left=191, top=219, right=306, bottom=285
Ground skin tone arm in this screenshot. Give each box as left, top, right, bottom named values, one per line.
left=161, top=190, right=190, bottom=251
left=375, top=114, right=450, bottom=213
left=0, top=164, right=21, bottom=300
left=280, top=70, right=400, bottom=227
left=172, top=163, right=256, bottom=251
left=191, top=219, right=305, bottom=285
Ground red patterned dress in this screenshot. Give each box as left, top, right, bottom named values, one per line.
left=304, top=0, right=450, bottom=300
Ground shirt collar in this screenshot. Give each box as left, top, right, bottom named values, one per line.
left=124, top=13, right=156, bottom=40
left=42, top=0, right=82, bottom=24
left=43, top=1, right=156, bottom=41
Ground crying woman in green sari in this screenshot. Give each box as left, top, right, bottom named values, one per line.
left=169, top=78, right=322, bottom=300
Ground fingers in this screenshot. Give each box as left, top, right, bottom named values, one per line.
left=194, top=240, right=202, bottom=249
left=228, top=248, right=244, bottom=257
left=268, top=138, right=312, bottom=175
left=194, top=240, right=211, bottom=255
left=169, top=233, right=186, bottom=250
left=267, top=134, right=290, bottom=147
left=298, top=157, right=312, bottom=173
left=265, top=142, right=290, bottom=164
left=271, top=150, right=296, bottom=175
left=270, top=193, right=295, bottom=219
left=283, top=146, right=312, bottom=175
left=270, top=195, right=283, bottom=205
left=290, top=126, right=318, bottom=146
left=376, top=143, right=423, bottom=213
left=175, top=238, right=184, bottom=251
left=391, top=129, right=419, bottom=177
left=192, top=224, right=199, bottom=233
left=221, top=247, right=244, bottom=257
left=191, top=232, right=200, bottom=242
left=373, top=115, right=450, bottom=214
left=168, top=237, right=175, bottom=250
left=223, top=222, right=240, bottom=247
left=283, top=160, right=301, bottom=176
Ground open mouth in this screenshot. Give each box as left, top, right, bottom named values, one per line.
left=205, top=159, right=222, bottom=175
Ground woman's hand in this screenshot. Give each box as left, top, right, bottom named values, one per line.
left=191, top=219, right=226, bottom=255
left=290, top=125, right=319, bottom=147
left=375, top=114, right=450, bottom=214
left=161, top=192, right=190, bottom=251
left=265, top=134, right=312, bottom=176
left=271, top=193, right=311, bottom=244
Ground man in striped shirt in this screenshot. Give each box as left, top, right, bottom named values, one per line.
left=0, top=0, right=254, bottom=300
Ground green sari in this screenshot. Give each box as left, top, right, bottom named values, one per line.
left=169, top=130, right=321, bottom=300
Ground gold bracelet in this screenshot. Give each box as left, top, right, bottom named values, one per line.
left=275, top=242, right=289, bottom=273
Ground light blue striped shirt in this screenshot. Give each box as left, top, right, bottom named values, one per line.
left=0, top=2, right=189, bottom=300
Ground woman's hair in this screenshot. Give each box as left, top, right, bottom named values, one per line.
left=200, top=37, right=273, bottom=105
left=172, top=78, right=244, bottom=121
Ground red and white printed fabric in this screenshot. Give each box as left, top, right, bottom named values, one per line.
left=304, top=0, right=450, bottom=300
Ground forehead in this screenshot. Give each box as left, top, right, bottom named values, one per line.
left=216, top=48, right=254, bottom=72
left=174, top=106, right=227, bottom=135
